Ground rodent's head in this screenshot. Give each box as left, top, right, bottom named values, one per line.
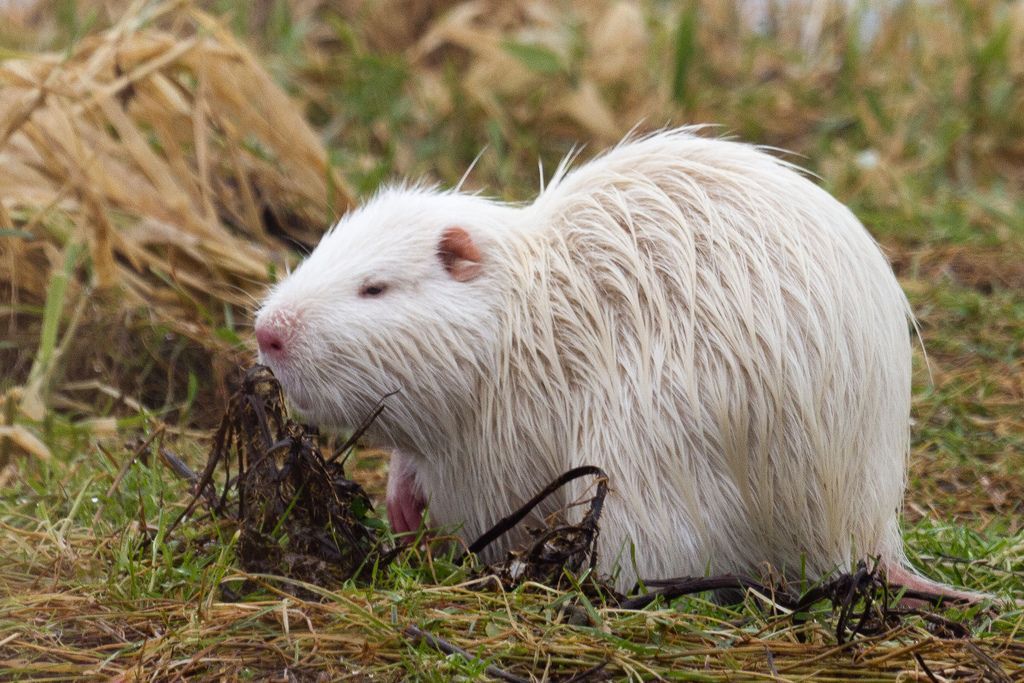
left=254, top=186, right=511, bottom=447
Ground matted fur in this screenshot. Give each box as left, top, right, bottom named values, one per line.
left=257, top=128, right=930, bottom=592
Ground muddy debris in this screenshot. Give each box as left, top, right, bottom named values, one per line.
left=463, top=465, right=613, bottom=595
left=169, top=365, right=386, bottom=595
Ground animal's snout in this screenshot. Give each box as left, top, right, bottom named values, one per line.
left=255, top=324, right=286, bottom=355
left=254, top=308, right=302, bottom=360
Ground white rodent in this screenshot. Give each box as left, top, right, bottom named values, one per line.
left=255, top=128, right=978, bottom=599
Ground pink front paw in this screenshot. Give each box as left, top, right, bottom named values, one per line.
left=386, top=452, right=426, bottom=538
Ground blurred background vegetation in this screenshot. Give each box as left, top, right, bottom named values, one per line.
left=2, top=0, right=1021, bottom=514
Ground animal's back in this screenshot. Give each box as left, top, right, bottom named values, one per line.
left=516, top=131, right=912, bottom=586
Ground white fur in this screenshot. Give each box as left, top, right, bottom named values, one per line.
left=257, top=128, right=923, bottom=592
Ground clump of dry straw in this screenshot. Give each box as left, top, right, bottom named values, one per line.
left=0, top=1, right=353, bottom=421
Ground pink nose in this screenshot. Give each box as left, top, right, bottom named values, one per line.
left=255, top=323, right=288, bottom=357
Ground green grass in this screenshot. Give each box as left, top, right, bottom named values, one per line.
left=1, top=437, right=1021, bottom=679
left=1, top=0, right=1023, bottom=679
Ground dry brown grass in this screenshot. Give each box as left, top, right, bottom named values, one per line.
left=1, top=1, right=354, bottom=422
left=0, top=578, right=1020, bottom=680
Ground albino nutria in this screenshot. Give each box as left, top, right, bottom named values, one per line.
left=255, top=128, right=978, bottom=599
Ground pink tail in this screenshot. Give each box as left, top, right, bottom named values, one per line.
left=883, top=562, right=989, bottom=605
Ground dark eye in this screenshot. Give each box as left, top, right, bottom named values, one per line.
left=359, top=283, right=388, bottom=298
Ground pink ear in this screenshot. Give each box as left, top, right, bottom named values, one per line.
left=438, top=226, right=483, bottom=282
